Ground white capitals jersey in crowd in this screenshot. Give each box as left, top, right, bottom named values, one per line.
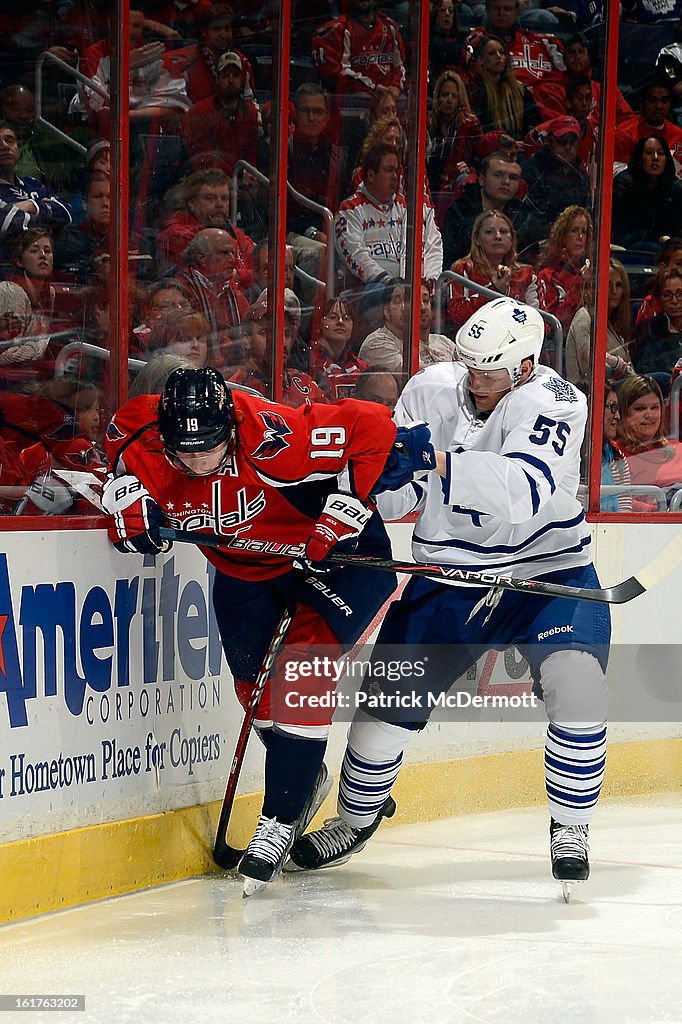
left=378, top=360, right=592, bottom=579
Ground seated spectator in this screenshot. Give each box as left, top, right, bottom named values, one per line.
left=533, top=32, right=633, bottom=125
left=228, top=299, right=328, bottom=406
left=0, top=280, right=49, bottom=385
left=527, top=76, right=596, bottom=166
left=442, top=151, right=541, bottom=266
left=177, top=227, right=249, bottom=360
left=354, top=367, right=400, bottom=409
left=182, top=51, right=259, bottom=175
left=565, top=259, right=635, bottom=389
left=9, top=229, right=56, bottom=333
left=466, top=0, right=565, bottom=92
left=0, top=84, right=81, bottom=197
left=131, top=279, right=194, bottom=356
left=522, top=115, right=592, bottom=238
left=129, top=352, right=195, bottom=397
left=358, top=279, right=408, bottom=371
left=75, top=3, right=190, bottom=131
left=253, top=286, right=314, bottom=381
left=426, top=70, right=483, bottom=199
left=631, top=267, right=682, bottom=379
left=157, top=168, right=254, bottom=287
left=612, top=136, right=682, bottom=254
left=312, top=0, right=406, bottom=103
left=0, top=121, right=72, bottom=244
left=537, top=205, right=592, bottom=335
left=287, top=83, right=350, bottom=303
left=53, top=172, right=110, bottom=284
left=614, top=77, right=682, bottom=181
left=601, top=387, right=632, bottom=513
left=635, top=236, right=682, bottom=326
left=334, top=143, right=443, bottom=292
left=350, top=115, right=407, bottom=193
left=468, top=35, right=539, bottom=140
left=243, top=241, right=295, bottom=305
left=429, top=0, right=468, bottom=89
left=418, top=280, right=457, bottom=366
left=613, top=374, right=682, bottom=511
left=146, top=309, right=214, bottom=368
left=16, top=376, right=108, bottom=517
left=164, top=3, right=256, bottom=105
left=309, top=296, right=368, bottom=397
left=447, top=209, right=539, bottom=329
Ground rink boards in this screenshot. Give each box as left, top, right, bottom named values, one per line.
left=1, top=522, right=681, bottom=923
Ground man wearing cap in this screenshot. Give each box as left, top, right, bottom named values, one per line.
left=182, top=50, right=259, bottom=175
left=522, top=115, right=592, bottom=237
left=164, top=3, right=256, bottom=105
left=526, top=77, right=596, bottom=166
left=442, top=151, right=541, bottom=266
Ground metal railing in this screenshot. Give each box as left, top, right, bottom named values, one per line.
left=54, top=342, right=146, bottom=376
left=434, top=271, right=564, bottom=373
left=669, top=374, right=682, bottom=441
left=231, top=160, right=334, bottom=296
left=578, top=483, right=670, bottom=512
left=34, top=51, right=110, bottom=156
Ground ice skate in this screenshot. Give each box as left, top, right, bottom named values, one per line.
left=550, top=818, right=590, bottom=902
left=239, top=816, right=296, bottom=897
left=285, top=796, right=396, bottom=871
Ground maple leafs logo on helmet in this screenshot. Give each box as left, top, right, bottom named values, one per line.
left=158, top=367, right=233, bottom=454
left=456, top=297, right=545, bottom=386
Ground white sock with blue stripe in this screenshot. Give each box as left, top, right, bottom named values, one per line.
left=545, top=722, right=607, bottom=825
left=338, top=712, right=412, bottom=828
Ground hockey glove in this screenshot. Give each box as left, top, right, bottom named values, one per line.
left=373, top=421, right=436, bottom=493
left=301, top=492, right=372, bottom=573
left=101, top=474, right=168, bottom=555
left=19, top=476, right=74, bottom=516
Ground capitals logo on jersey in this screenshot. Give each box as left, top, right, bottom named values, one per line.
left=252, top=411, right=292, bottom=459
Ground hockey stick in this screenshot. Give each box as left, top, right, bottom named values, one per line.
left=213, top=607, right=293, bottom=870
left=159, top=527, right=682, bottom=604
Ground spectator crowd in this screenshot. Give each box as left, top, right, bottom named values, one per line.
left=0, top=0, right=682, bottom=514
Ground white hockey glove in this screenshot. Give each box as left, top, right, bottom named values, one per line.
left=101, top=474, right=169, bottom=555
left=19, top=476, right=74, bottom=516
left=300, top=492, right=371, bottom=573
left=373, top=421, right=436, bottom=493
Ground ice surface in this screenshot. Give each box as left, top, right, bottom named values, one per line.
left=1, top=794, right=681, bottom=1024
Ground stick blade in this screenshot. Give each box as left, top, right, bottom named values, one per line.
left=213, top=834, right=244, bottom=870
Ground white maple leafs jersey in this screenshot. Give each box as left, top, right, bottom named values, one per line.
left=377, top=360, right=591, bottom=578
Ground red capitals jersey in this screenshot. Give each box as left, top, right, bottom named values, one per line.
left=313, top=13, right=406, bottom=96
left=466, top=25, right=564, bottom=90
left=105, top=390, right=396, bottom=581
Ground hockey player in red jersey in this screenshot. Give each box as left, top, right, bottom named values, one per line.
left=101, top=367, right=432, bottom=894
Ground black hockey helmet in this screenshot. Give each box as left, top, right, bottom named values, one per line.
left=158, top=367, right=233, bottom=454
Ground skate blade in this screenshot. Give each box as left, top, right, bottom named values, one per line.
left=242, top=876, right=269, bottom=898
left=561, top=879, right=584, bottom=903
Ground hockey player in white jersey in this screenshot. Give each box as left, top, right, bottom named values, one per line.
left=287, top=297, right=610, bottom=899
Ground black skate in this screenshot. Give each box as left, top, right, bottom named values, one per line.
left=550, top=818, right=590, bottom=902
left=285, top=796, right=397, bottom=871
left=239, top=764, right=331, bottom=897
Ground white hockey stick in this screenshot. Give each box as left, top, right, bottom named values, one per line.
left=158, top=528, right=682, bottom=605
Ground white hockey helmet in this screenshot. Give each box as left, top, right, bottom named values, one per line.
left=455, top=297, right=545, bottom=386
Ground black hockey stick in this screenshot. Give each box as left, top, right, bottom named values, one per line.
left=159, top=527, right=682, bottom=604
left=212, top=608, right=292, bottom=870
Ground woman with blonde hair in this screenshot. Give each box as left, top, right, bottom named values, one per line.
left=537, top=205, right=593, bottom=336
left=470, top=34, right=539, bottom=140
left=565, top=258, right=634, bottom=388
left=427, top=69, right=483, bottom=195
left=447, top=209, right=538, bottom=329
